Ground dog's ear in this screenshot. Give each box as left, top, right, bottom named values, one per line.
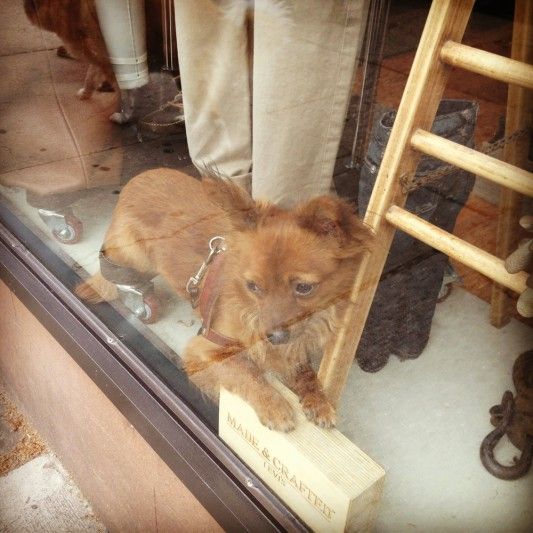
left=297, top=196, right=373, bottom=257
left=201, top=172, right=259, bottom=231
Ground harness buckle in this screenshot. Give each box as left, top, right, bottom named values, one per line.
left=186, top=236, right=226, bottom=305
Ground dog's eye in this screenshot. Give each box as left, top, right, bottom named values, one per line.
left=246, top=280, right=260, bottom=293
left=294, top=282, right=316, bottom=296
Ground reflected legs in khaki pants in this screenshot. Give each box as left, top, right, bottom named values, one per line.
left=174, top=0, right=368, bottom=206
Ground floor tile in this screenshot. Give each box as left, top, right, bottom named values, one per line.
left=0, top=454, right=106, bottom=533
left=1, top=0, right=61, bottom=56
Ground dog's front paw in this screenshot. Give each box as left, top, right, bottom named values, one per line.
left=256, top=394, right=295, bottom=432
left=301, top=392, right=336, bottom=429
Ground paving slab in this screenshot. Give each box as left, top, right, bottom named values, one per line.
left=0, top=453, right=106, bottom=533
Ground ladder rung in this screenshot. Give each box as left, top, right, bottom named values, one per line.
left=385, top=205, right=528, bottom=294
left=411, top=129, right=533, bottom=198
left=440, top=41, right=533, bottom=90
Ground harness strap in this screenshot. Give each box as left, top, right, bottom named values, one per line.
left=197, top=253, right=237, bottom=347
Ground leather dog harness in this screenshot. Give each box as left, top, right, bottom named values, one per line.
left=186, top=237, right=236, bottom=347
left=197, top=253, right=236, bottom=346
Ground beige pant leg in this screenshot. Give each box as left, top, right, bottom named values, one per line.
left=252, top=0, right=369, bottom=206
left=173, top=1, right=252, bottom=190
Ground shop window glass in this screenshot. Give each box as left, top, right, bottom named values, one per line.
left=1, top=1, right=531, bottom=530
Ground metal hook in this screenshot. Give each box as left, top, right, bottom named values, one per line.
left=186, top=236, right=226, bottom=302
left=480, top=391, right=533, bottom=480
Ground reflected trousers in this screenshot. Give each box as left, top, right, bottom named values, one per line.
left=173, top=0, right=368, bottom=205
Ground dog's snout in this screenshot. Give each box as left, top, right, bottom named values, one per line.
left=266, top=329, right=290, bottom=345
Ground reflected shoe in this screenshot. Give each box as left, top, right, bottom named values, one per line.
left=137, top=93, right=185, bottom=139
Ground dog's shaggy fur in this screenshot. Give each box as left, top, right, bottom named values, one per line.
left=23, top=0, right=116, bottom=99
left=77, top=169, right=372, bottom=431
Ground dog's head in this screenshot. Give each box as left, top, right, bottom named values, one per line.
left=202, top=175, right=373, bottom=346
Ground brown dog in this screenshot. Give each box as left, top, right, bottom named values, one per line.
left=77, top=168, right=372, bottom=431
left=24, top=0, right=116, bottom=99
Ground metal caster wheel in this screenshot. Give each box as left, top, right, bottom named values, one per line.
left=116, top=282, right=160, bottom=324
left=52, top=214, right=83, bottom=244
left=38, top=208, right=83, bottom=245
left=137, top=292, right=160, bottom=324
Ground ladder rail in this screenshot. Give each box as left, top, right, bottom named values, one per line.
left=319, top=0, right=533, bottom=406
left=318, top=0, right=476, bottom=404
left=440, top=41, right=533, bottom=90
left=385, top=205, right=528, bottom=294
left=490, top=0, right=533, bottom=326
left=361, top=0, right=476, bottom=233
left=411, top=129, right=533, bottom=197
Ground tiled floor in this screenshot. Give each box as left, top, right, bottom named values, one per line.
left=0, top=1, right=531, bottom=532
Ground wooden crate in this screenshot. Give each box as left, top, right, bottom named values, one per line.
left=219, top=382, right=385, bottom=532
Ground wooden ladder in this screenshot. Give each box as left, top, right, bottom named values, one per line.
left=318, top=0, right=533, bottom=405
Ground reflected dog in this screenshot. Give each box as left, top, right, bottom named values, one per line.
left=23, top=0, right=116, bottom=99
left=76, top=169, right=372, bottom=431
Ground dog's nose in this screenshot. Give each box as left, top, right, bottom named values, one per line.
left=266, top=329, right=290, bottom=345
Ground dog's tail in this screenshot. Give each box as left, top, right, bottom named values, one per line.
left=75, top=272, right=118, bottom=304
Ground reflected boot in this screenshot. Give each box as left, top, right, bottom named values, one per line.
left=137, top=92, right=185, bottom=140
left=356, top=99, right=479, bottom=372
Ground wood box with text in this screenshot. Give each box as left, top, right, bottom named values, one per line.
left=219, top=384, right=385, bottom=532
